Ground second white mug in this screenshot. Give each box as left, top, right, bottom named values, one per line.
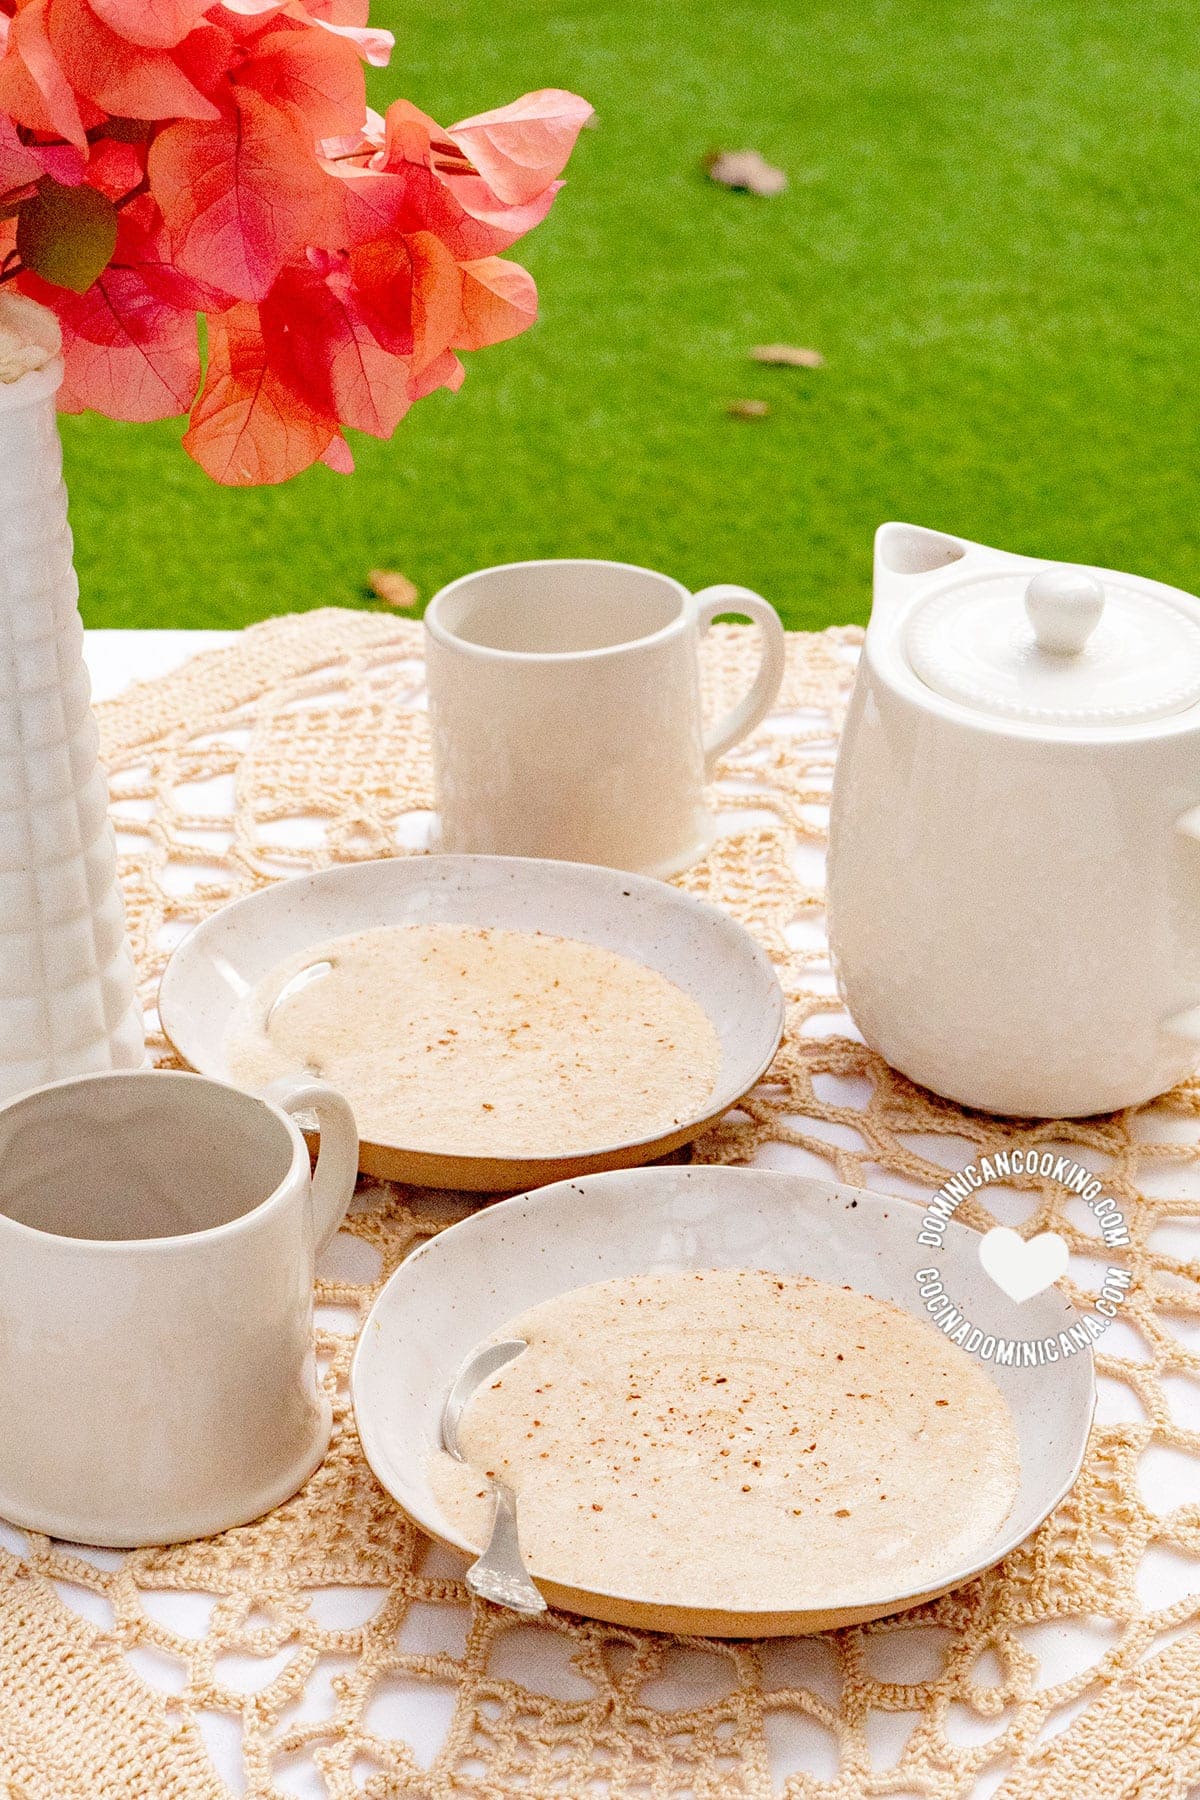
left=0, top=1069, right=358, bottom=1547
left=423, top=558, right=786, bottom=877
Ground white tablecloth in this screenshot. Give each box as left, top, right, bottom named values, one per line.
left=3, top=628, right=1194, bottom=1798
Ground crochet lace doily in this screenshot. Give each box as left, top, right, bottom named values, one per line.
left=3, top=609, right=1200, bottom=1800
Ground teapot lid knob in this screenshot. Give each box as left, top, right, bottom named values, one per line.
left=1024, top=567, right=1105, bottom=656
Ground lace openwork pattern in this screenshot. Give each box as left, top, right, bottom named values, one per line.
left=3, top=608, right=1200, bottom=1800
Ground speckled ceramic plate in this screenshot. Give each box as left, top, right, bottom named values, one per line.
left=158, top=855, right=784, bottom=1188
left=351, top=1166, right=1096, bottom=1636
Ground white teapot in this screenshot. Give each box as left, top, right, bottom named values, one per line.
left=827, top=522, right=1200, bottom=1117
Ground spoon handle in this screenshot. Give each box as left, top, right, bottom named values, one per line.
left=466, top=1481, right=546, bottom=1615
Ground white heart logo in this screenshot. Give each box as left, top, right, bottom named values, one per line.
left=978, top=1226, right=1069, bottom=1304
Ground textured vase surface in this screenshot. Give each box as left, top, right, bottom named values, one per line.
left=0, top=357, right=143, bottom=1098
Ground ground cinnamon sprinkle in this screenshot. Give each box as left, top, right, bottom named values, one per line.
left=227, top=922, right=722, bottom=1155
left=428, top=1268, right=1020, bottom=1610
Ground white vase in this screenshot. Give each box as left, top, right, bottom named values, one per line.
left=0, top=357, right=144, bottom=1098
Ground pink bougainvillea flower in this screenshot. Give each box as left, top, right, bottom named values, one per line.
left=311, top=17, right=392, bottom=66
left=45, top=0, right=221, bottom=122
left=109, top=188, right=235, bottom=312
left=29, top=261, right=201, bottom=418
left=183, top=298, right=341, bottom=482
left=0, top=0, right=591, bottom=482
left=86, top=0, right=214, bottom=52
left=317, top=102, right=381, bottom=159
left=0, top=112, right=42, bottom=190
left=19, top=193, right=210, bottom=417
left=331, top=97, right=576, bottom=264
left=261, top=256, right=410, bottom=437
left=349, top=228, right=462, bottom=368
left=454, top=255, right=538, bottom=350
left=299, top=0, right=372, bottom=22
left=214, top=0, right=389, bottom=64
left=216, top=0, right=290, bottom=16
left=149, top=87, right=336, bottom=299
left=0, top=108, right=82, bottom=189
left=0, top=0, right=89, bottom=147
left=79, top=136, right=144, bottom=200
left=234, top=21, right=367, bottom=137
left=319, top=432, right=353, bottom=470
left=447, top=89, right=594, bottom=207
left=405, top=343, right=462, bottom=401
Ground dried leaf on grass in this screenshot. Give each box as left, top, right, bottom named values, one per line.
left=369, top=569, right=420, bottom=609
left=751, top=344, right=825, bottom=368
left=727, top=399, right=770, bottom=419
left=704, top=149, right=787, bottom=197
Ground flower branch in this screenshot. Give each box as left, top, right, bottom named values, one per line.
left=0, top=2, right=591, bottom=485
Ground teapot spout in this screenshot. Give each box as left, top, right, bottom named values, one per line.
left=875, top=522, right=969, bottom=580
left=870, top=523, right=1041, bottom=627
left=871, top=523, right=970, bottom=625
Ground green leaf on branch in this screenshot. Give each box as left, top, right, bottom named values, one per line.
left=17, top=178, right=118, bottom=295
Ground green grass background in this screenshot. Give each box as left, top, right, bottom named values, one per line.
left=61, top=0, right=1200, bottom=631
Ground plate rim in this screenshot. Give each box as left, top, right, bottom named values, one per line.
left=349, top=1164, right=1098, bottom=1634
left=158, top=853, right=786, bottom=1169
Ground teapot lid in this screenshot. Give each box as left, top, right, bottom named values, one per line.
left=905, top=566, right=1200, bottom=726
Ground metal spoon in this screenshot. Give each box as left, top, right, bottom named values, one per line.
left=264, top=958, right=333, bottom=1032
left=441, top=1337, right=545, bottom=1615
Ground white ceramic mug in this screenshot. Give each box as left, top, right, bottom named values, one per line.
left=0, top=1068, right=358, bottom=1546
left=424, top=559, right=787, bottom=876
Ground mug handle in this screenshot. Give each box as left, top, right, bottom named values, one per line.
left=274, top=1080, right=359, bottom=1254
left=692, top=586, right=787, bottom=776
